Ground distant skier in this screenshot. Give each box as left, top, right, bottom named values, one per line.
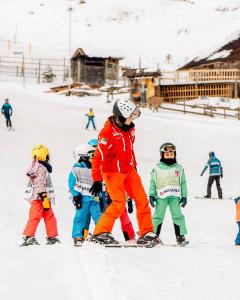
left=89, top=99, right=160, bottom=247
left=1, top=98, right=13, bottom=130
left=85, top=108, right=96, bottom=130
left=68, top=144, right=102, bottom=246
left=234, top=196, right=240, bottom=246
left=201, top=151, right=223, bottom=199
left=149, top=142, right=188, bottom=246
left=21, top=144, right=60, bottom=246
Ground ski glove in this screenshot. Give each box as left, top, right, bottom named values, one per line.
left=234, top=197, right=240, bottom=205
left=179, top=197, right=187, bottom=208
left=89, top=181, right=102, bottom=197
left=73, top=194, right=82, bottom=209
left=149, top=196, right=156, bottom=208
left=127, top=198, right=133, bottom=214
left=38, top=192, right=51, bottom=210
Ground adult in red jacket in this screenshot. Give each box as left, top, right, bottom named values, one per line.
left=90, top=99, right=160, bottom=246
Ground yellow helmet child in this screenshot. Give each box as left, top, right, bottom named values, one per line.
left=32, top=144, right=49, bottom=162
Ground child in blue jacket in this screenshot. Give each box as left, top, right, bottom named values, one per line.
left=68, top=143, right=102, bottom=246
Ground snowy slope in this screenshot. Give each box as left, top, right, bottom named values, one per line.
left=0, top=0, right=240, bottom=69
left=0, top=81, right=240, bottom=299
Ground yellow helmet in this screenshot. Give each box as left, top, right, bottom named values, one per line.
left=32, top=144, right=49, bottom=161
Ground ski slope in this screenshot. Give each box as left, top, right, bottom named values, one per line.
left=0, top=80, right=240, bottom=300
left=0, top=0, right=240, bottom=69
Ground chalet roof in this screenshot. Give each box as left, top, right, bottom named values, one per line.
left=180, top=35, right=240, bottom=70
left=71, top=48, right=123, bottom=61
left=123, top=68, right=161, bottom=78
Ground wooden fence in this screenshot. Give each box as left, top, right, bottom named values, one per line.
left=0, top=55, right=67, bottom=83
left=159, top=102, right=240, bottom=120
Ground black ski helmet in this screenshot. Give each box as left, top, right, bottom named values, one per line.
left=159, top=142, right=176, bottom=157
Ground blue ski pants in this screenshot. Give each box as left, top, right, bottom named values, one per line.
left=72, top=200, right=102, bottom=238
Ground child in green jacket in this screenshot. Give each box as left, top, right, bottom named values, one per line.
left=149, top=142, right=188, bottom=246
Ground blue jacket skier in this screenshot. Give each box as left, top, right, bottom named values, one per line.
left=201, top=151, right=223, bottom=199
left=1, top=98, right=12, bottom=129
left=68, top=143, right=102, bottom=246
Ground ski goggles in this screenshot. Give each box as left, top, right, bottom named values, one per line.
left=88, top=150, right=95, bottom=158
left=130, top=107, right=141, bottom=120
left=160, top=145, right=176, bottom=152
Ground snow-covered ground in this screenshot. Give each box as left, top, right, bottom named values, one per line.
left=0, top=0, right=240, bottom=69
left=0, top=80, right=240, bottom=300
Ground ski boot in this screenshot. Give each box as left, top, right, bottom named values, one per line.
left=204, top=195, right=211, bottom=199
left=92, top=233, right=119, bottom=245
left=74, top=238, right=84, bottom=247
left=176, top=235, right=189, bottom=246
left=20, top=236, right=40, bottom=247
left=137, top=232, right=161, bottom=248
left=46, top=237, right=60, bottom=245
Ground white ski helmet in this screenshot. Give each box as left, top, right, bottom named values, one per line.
left=73, top=144, right=95, bottom=162
left=113, top=99, right=139, bottom=119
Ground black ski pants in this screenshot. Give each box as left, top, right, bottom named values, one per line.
left=207, top=175, right=222, bottom=198
left=4, top=114, right=12, bottom=128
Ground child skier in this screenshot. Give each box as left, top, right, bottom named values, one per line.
left=234, top=197, right=240, bottom=246
left=68, top=144, right=102, bottom=246
left=21, top=144, right=60, bottom=246
left=85, top=108, right=96, bottom=131
left=201, top=151, right=223, bottom=199
left=149, top=142, right=188, bottom=246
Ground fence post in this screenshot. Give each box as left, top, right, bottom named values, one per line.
left=183, top=101, right=186, bottom=114
left=16, top=65, right=19, bottom=77
left=224, top=108, right=226, bottom=119
left=63, top=58, right=66, bottom=82
left=238, top=107, right=240, bottom=120
left=38, top=59, right=41, bottom=84
left=210, top=106, right=213, bottom=117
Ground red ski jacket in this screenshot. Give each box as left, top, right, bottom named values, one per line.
left=92, top=117, right=137, bottom=181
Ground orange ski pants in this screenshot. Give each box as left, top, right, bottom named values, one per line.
left=23, top=200, right=58, bottom=238
left=93, top=168, right=153, bottom=236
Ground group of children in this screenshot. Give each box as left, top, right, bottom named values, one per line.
left=21, top=138, right=190, bottom=247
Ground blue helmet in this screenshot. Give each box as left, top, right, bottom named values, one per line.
left=88, top=138, right=98, bottom=148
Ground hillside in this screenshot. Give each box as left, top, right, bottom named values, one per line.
left=0, top=0, right=240, bottom=69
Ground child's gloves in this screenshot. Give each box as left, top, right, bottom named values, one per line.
left=90, top=181, right=102, bottom=197
left=179, top=197, right=187, bottom=208
left=149, top=196, right=156, bottom=208
left=38, top=192, right=51, bottom=210
left=127, top=198, right=133, bottom=214
left=234, top=197, right=240, bottom=205
left=73, top=194, right=82, bottom=209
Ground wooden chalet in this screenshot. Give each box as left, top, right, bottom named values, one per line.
left=71, top=48, right=123, bottom=85
left=123, top=68, right=161, bottom=104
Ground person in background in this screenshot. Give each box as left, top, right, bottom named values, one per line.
left=1, top=98, right=13, bottom=130
left=85, top=108, right=96, bottom=131
left=201, top=151, right=223, bottom=199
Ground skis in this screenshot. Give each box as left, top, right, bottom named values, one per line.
left=195, top=196, right=232, bottom=200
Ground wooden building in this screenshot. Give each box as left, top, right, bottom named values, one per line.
left=123, top=68, right=161, bottom=104
left=71, top=48, right=123, bottom=85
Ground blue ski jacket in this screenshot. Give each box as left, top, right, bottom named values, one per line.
left=1, top=103, right=12, bottom=116
left=201, top=156, right=223, bottom=177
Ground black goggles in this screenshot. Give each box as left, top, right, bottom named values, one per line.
left=88, top=151, right=95, bottom=158
left=160, top=145, right=176, bottom=152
